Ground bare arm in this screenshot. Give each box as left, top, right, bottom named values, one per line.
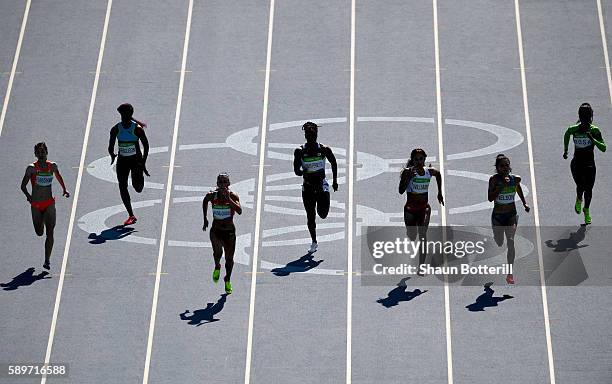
left=488, top=176, right=501, bottom=202
left=21, top=166, right=33, bottom=202
left=399, top=168, right=411, bottom=195
left=293, top=148, right=303, bottom=176
left=136, top=126, right=149, bottom=162
left=52, top=163, right=70, bottom=197
left=324, top=146, right=338, bottom=185
left=515, top=176, right=530, bottom=211
left=228, top=192, right=242, bottom=215
left=431, top=168, right=444, bottom=205
left=202, top=193, right=211, bottom=230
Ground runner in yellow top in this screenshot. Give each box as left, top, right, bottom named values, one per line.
left=202, top=173, right=242, bottom=294
left=488, top=154, right=530, bottom=284
left=20, top=142, right=70, bottom=270
left=563, top=103, right=606, bottom=225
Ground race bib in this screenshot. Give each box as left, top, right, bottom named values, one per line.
left=574, top=136, right=592, bottom=149
left=212, top=205, right=232, bottom=220
left=119, top=142, right=137, bottom=156
left=302, top=158, right=325, bottom=173
left=495, top=186, right=516, bottom=204
left=36, top=173, right=53, bottom=187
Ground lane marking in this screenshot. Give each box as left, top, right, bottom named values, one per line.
left=40, top=0, right=113, bottom=382
left=142, top=0, right=194, bottom=383
left=432, top=1, right=453, bottom=383
left=596, top=0, right=612, bottom=105
left=244, top=0, right=275, bottom=383
left=0, top=0, right=31, bottom=138
left=514, top=1, right=556, bottom=383
left=346, top=0, right=356, bottom=383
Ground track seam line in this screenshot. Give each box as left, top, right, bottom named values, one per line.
left=514, top=2, right=556, bottom=384
left=40, top=1, right=113, bottom=382
left=244, top=0, right=275, bottom=383
left=432, top=1, right=453, bottom=383
left=596, top=0, right=612, bottom=105
left=141, top=0, right=194, bottom=382
left=0, top=0, right=31, bottom=138
left=346, top=0, right=356, bottom=383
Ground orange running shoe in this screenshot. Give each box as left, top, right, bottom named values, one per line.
left=124, top=216, right=137, bottom=226
left=506, top=274, right=514, bottom=285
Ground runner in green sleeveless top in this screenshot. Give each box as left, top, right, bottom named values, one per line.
left=488, top=154, right=530, bottom=284
left=202, top=173, right=242, bottom=294
left=563, top=103, right=606, bottom=225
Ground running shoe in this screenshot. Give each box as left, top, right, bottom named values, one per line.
left=43, top=262, right=50, bottom=270
left=225, top=280, right=233, bottom=294
left=124, top=215, right=137, bottom=226
left=575, top=198, right=582, bottom=214
left=506, top=274, right=514, bottom=285
left=584, top=208, right=591, bottom=225
left=308, top=242, right=318, bottom=254
left=212, top=269, right=220, bottom=283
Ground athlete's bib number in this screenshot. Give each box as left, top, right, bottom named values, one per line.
left=119, top=143, right=137, bottom=156
left=574, top=136, right=592, bottom=148
left=213, top=206, right=232, bottom=220
left=36, top=175, right=53, bottom=187
left=303, top=159, right=324, bottom=173
left=496, top=193, right=515, bottom=204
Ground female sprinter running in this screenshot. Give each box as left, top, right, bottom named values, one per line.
left=293, top=121, right=338, bottom=254
left=488, top=154, right=530, bottom=284
left=202, top=173, right=242, bottom=294
left=21, top=142, right=70, bottom=270
left=563, top=103, right=606, bottom=225
left=108, top=103, right=149, bottom=225
left=398, top=148, right=444, bottom=273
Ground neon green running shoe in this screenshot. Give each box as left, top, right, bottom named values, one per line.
left=575, top=198, right=582, bottom=214
left=212, top=269, right=220, bottom=283
left=225, top=280, right=233, bottom=294
left=583, top=208, right=591, bottom=225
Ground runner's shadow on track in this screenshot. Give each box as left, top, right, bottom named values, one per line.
left=466, top=283, right=513, bottom=312
left=544, top=226, right=588, bottom=252
left=88, top=225, right=136, bottom=244
left=377, top=277, right=427, bottom=308
left=271, top=253, right=324, bottom=276
left=180, top=294, right=228, bottom=327
left=1, top=267, right=50, bottom=291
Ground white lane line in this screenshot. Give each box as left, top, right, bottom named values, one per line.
left=141, top=0, right=193, bottom=383
left=432, top=1, right=453, bottom=384
left=0, top=0, right=31, bottom=138
left=40, top=0, right=113, bottom=382
left=514, top=1, right=556, bottom=383
left=244, top=0, right=275, bottom=383
left=346, top=0, right=356, bottom=383
left=597, top=0, right=612, bottom=105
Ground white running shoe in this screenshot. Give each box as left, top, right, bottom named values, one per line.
left=308, top=242, right=318, bottom=254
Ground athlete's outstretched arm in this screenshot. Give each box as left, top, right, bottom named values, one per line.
left=20, top=166, right=33, bottom=202
left=432, top=168, right=444, bottom=205
left=324, top=146, right=338, bottom=191
left=515, top=176, right=530, bottom=212
left=229, top=192, right=242, bottom=215
left=202, top=193, right=211, bottom=231
left=52, top=163, right=70, bottom=198
left=108, top=125, right=118, bottom=164
left=293, top=148, right=303, bottom=176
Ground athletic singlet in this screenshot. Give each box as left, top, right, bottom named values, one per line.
left=494, top=174, right=517, bottom=205
left=300, top=143, right=326, bottom=177
left=211, top=192, right=234, bottom=220
left=406, top=168, right=431, bottom=194
left=31, top=161, right=54, bottom=187
left=117, top=121, right=139, bottom=157
left=564, top=123, right=606, bottom=165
